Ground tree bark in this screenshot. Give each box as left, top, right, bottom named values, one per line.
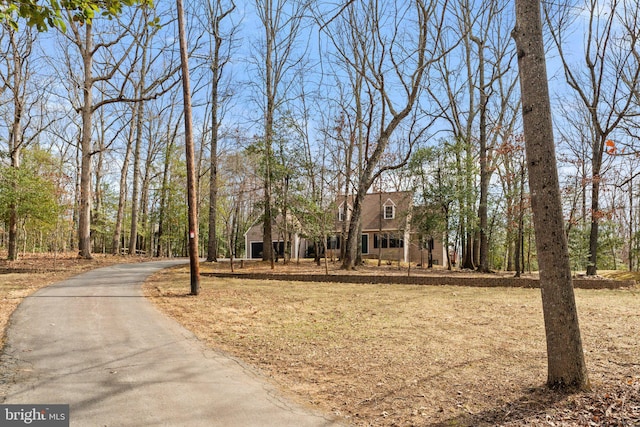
left=112, top=111, right=135, bottom=255
left=78, top=23, right=94, bottom=260
left=513, top=0, right=589, bottom=390
left=128, top=98, right=144, bottom=255
left=128, top=27, right=150, bottom=256
left=475, top=36, right=490, bottom=273
left=8, top=145, right=20, bottom=261
left=205, top=1, right=235, bottom=262
left=585, top=176, right=600, bottom=276
left=6, top=28, right=26, bottom=261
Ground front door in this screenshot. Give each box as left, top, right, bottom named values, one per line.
left=361, top=234, right=369, bottom=254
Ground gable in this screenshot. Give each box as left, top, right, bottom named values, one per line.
left=335, top=191, right=412, bottom=232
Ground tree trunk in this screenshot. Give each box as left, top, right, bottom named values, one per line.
left=461, top=233, right=475, bottom=269
left=342, top=183, right=367, bottom=269
left=139, top=141, right=154, bottom=255
left=514, top=163, right=526, bottom=278
left=7, top=33, right=24, bottom=261
left=8, top=148, right=20, bottom=261
left=205, top=2, right=233, bottom=262
left=629, top=177, right=634, bottom=271
left=93, top=135, right=104, bottom=253
left=261, top=0, right=275, bottom=266
left=78, top=24, right=94, bottom=260
left=156, top=126, right=175, bottom=258
left=207, top=89, right=219, bottom=262
left=112, top=115, right=134, bottom=255
left=586, top=176, right=600, bottom=276
left=128, top=71, right=146, bottom=256
left=474, top=37, right=490, bottom=273
left=513, top=0, right=589, bottom=390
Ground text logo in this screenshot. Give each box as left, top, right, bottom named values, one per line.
left=1, top=405, right=69, bottom=427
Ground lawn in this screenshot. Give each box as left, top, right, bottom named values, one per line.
left=145, top=262, right=640, bottom=426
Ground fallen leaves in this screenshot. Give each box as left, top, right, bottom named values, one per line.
left=145, top=262, right=639, bottom=426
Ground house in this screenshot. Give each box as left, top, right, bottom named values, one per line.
left=244, top=191, right=446, bottom=266
left=331, top=191, right=446, bottom=266
left=244, top=215, right=311, bottom=260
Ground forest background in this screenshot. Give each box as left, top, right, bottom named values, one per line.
left=1, top=0, right=640, bottom=276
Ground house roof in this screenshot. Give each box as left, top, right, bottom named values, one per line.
left=335, top=191, right=413, bottom=232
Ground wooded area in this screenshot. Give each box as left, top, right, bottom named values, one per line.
left=1, top=0, right=640, bottom=277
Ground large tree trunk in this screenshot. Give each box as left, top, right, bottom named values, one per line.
left=474, top=36, right=490, bottom=273
left=78, top=24, right=94, bottom=260
left=342, top=188, right=366, bottom=269
left=513, top=0, right=589, bottom=390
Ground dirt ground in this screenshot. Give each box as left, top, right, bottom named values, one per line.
left=144, top=260, right=640, bottom=426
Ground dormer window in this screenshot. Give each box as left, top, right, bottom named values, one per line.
left=383, top=199, right=396, bottom=219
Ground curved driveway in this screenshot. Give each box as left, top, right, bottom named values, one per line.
left=0, top=260, right=341, bottom=426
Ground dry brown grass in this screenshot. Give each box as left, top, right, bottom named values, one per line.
left=145, top=261, right=640, bottom=426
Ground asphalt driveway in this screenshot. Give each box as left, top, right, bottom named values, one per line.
left=0, top=260, right=341, bottom=426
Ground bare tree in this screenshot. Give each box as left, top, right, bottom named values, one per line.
left=428, top=0, right=517, bottom=271
left=62, top=10, right=140, bottom=259
left=253, top=0, right=310, bottom=266
left=58, top=3, right=179, bottom=259
left=513, top=0, right=590, bottom=390
left=469, top=0, right=517, bottom=272
left=319, top=0, right=449, bottom=270
left=545, top=0, right=640, bottom=275
left=0, top=24, right=36, bottom=260
left=196, top=0, right=237, bottom=262
left=111, top=106, right=135, bottom=255
left=155, top=94, right=183, bottom=258
left=125, top=5, right=182, bottom=256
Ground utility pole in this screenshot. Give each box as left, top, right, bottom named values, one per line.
left=176, top=0, right=200, bottom=295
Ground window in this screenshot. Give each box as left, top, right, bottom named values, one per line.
left=390, top=235, right=404, bottom=248
left=338, top=205, right=345, bottom=221
left=327, top=235, right=341, bottom=250
left=384, top=205, right=394, bottom=219
left=383, top=200, right=396, bottom=219
left=374, top=233, right=404, bottom=249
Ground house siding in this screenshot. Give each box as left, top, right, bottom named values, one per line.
left=245, top=191, right=447, bottom=265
